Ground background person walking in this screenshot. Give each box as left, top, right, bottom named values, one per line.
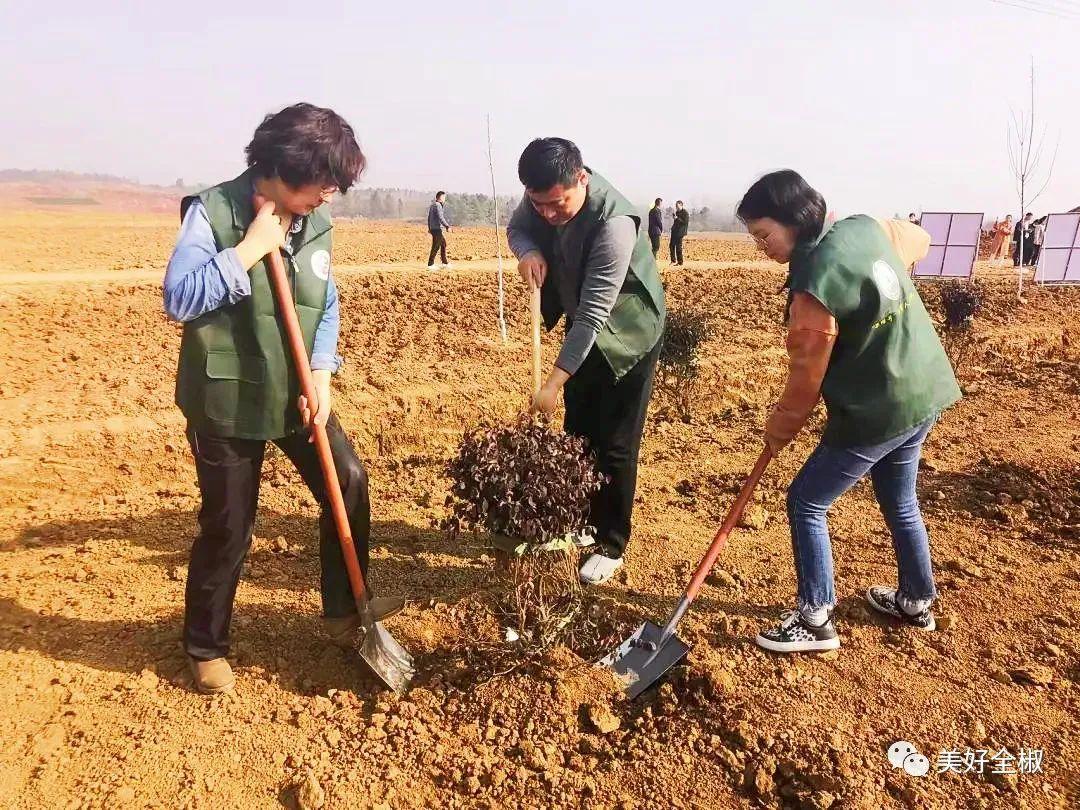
left=427, top=191, right=453, bottom=269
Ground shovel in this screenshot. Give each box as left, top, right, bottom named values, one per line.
left=598, top=447, right=773, bottom=698
left=529, top=280, right=543, bottom=396
left=264, top=239, right=415, bottom=694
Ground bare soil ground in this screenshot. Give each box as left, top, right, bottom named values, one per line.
left=1, top=214, right=1078, bottom=809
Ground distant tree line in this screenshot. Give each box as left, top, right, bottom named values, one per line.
left=329, top=188, right=744, bottom=232
left=1, top=168, right=746, bottom=232
left=651, top=203, right=744, bottom=233
left=0, top=168, right=140, bottom=184
left=329, top=188, right=519, bottom=226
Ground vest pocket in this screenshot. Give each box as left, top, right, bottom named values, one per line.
left=606, top=294, right=657, bottom=354
left=204, top=351, right=266, bottom=423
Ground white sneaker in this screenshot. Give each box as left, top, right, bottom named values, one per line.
left=579, top=553, right=623, bottom=585
left=440, top=262, right=454, bottom=269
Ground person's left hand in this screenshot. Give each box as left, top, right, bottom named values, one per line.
left=531, top=381, right=560, bottom=415
left=764, top=406, right=795, bottom=455
left=763, top=428, right=789, bottom=456
left=299, top=370, right=333, bottom=442
left=530, top=367, right=570, bottom=416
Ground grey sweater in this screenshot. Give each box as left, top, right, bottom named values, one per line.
left=506, top=197, right=637, bottom=374
left=428, top=201, right=450, bottom=232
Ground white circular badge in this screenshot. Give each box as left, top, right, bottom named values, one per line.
left=872, top=259, right=901, bottom=301
left=310, top=249, right=331, bottom=281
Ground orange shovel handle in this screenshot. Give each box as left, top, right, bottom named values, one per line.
left=684, top=447, right=773, bottom=603
left=265, top=246, right=370, bottom=607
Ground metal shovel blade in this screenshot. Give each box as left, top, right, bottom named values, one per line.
left=597, top=621, right=691, bottom=700
left=358, top=619, right=416, bottom=694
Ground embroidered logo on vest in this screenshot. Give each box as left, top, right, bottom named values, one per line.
left=310, top=249, right=331, bottom=280
left=872, top=260, right=901, bottom=301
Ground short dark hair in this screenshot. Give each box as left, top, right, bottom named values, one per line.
left=736, top=170, right=827, bottom=243
left=909, top=212, right=916, bottom=217
left=676, top=200, right=684, bottom=206
left=655, top=197, right=663, bottom=206
left=245, top=102, right=366, bottom=193
left=517, top=137, right=583, bottom=191
left=436, top=191, right=446, bottom=200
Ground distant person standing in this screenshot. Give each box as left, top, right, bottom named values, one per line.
left=908, top=212, right=919, bottom=225
left=427, top=191, right=453, bottom=269
left=990, top=215, right=1013, bottom=263
left=669, top=200, right=689, bottom=266
left=648, top=198, right=664, bottom=258
left=1013, top=212, right=1033, bottom=267
left=1031, top=215, right=1047, bottom=267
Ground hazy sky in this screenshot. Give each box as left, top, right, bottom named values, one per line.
left=3, top=0, right=1078, bottom=217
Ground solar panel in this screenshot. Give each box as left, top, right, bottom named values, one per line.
left=912, top=212, right=984, bottom=279
left=1035, top=213, right=1080, bottom=286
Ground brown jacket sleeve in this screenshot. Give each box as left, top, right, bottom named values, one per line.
left=765, top=292, right=838, bottom=452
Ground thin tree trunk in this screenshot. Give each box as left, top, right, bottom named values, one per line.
left=486, top=115, right=508, bottom=343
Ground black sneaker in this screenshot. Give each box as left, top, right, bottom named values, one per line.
left=754, top=609, right=840, bottom=653
left=865, top=586, right=936, bottom=631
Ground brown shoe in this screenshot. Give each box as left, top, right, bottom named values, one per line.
left=188, top=656, right=235, bottom=694
left=323, top=597, right=407, bottom=647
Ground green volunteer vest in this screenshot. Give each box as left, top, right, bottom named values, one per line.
left=523, top=169, right=666, bottom=380
left=175, top=170, right=332, bottom=440
left=787, top=215, right=961, bottom=447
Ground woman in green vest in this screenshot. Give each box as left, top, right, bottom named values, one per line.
left=163, top=103, right=403, bottom=694
left=735, top=170, right=961, bottom=654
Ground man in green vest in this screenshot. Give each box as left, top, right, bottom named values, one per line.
left=163, top=103, right=403, bottom=694
left=507, top=137, right=666, bottom=585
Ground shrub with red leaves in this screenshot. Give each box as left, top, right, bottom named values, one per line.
left=441, top=413, right=606, bottom=547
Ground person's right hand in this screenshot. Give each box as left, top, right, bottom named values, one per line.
left=517, top=250, right=548, bottom=287
left=236, top=201, right=288, bottom=269
left=247, top=200, right=289, bottom=255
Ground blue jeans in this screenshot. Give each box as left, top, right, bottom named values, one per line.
left=786, top=418, right=938, bottom=612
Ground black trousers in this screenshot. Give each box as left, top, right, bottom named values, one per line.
left=563, top=339, right=660, bottom=558
left=427, top=230, right=448, bottom=266
left=669, top=234, right=685, bottom=265
left=183, top=414, right=369, bottom=660
left=649, top=232, right=661, bottom=257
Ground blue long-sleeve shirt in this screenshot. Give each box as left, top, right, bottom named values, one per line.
left=163, top=200, right=343, bottom=372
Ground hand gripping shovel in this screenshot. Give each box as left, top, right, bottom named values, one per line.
left=265, top=241, right=415, bottom=694
left=599, top=447, right=773, bottom=698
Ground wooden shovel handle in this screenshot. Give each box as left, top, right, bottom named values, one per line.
left=265, top=246, right=370, bottom=607
left=529, top=281, right=542, bottom=396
